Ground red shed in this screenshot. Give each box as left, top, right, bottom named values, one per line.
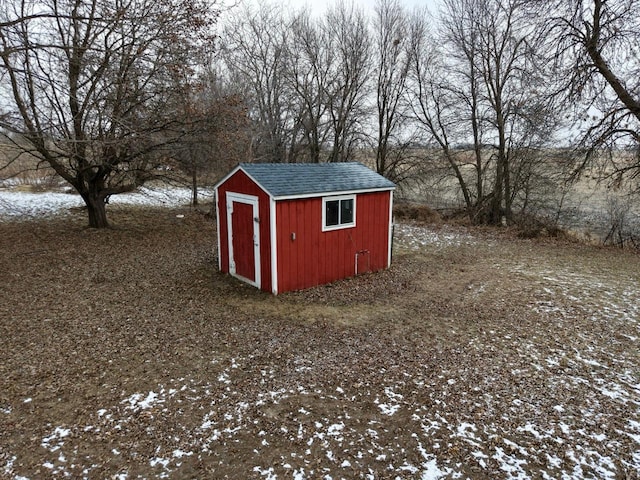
left=214, top=162, right=396, bottom=294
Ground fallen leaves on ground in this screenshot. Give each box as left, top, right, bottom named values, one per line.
left=0, top=208, right=639, bottom=479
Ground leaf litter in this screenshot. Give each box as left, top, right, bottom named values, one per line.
left=0, top=191, right=638, bottom=479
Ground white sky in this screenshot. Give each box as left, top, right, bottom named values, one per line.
left=233, top=0, right=443, bottom=17
left=287, top=0, right=441, bottom=14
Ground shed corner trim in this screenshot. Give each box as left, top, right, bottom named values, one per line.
left=269, top=195, right=278, bottom=295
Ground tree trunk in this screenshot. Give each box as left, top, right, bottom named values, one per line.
left=376, top=141, right=387, bottom=177
left=81, top=192, right=109, bottom=229
left=488, top=157, right=505, bottom=225
left=489, top=99, right=510, bottom=225
left=503, top=155, right=512, bottom=221
left=443, top=149, right=473, bottom=214
left=87, top=201, right=109, bottom=229
left=74, top=175, right=111, bottom=228
left=192, top=169, right=198, bottom=206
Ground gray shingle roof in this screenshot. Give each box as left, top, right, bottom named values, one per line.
left=240, top=162, right=395, bottom=197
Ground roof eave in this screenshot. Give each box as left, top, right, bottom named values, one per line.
left=273, top=186, right=395, bottom=201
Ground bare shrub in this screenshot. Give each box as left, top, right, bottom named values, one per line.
left=514, top=213, right=566, bottom=239
left=393, top=201, right=441, bottom=224
left=602, top=194, right=640, bottom=248
left=0, top=143, right=61, bottom=190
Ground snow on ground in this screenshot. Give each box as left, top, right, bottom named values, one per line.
left=29, top=366, right=461, bottom=478
left=0, top=187, right=206, bottom=220
left=22, top=340, right=639, bottom=479
left=393, top=223, right=489, bottom=251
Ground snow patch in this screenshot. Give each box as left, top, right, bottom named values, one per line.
left=0, top=187, right=202, bottom=220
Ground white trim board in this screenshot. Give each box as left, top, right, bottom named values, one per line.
left=274, top=186, right=394, bottom=201
left=215, top=186, right=222, bottom=271
left=388, top=190, right=394, bottom=268
left=269, top=196, right=278, bottom=295
left=226, top=192, right=261, bottom=289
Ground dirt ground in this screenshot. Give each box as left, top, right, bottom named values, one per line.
left=0, top=206, right=639, bottom=479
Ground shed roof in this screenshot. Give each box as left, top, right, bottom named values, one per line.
left=238, top=162, right=395, bottom=198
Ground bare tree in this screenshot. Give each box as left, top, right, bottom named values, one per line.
left=222, top=3, right=294, bottom=163
left=470, top=0, right=532, bottom=223
left=222, top=2, right=371, bottom=165
left=372, top=0, right=415, bottom=181
left=408, top=6, right=481, bottom=217
left=0, top=0, right=217, bottom=227
left=171, top=74, right=250, bottom=206
left=323, top=2, right=371, bottom=163
left=285, top=10, right=332, bottom=163
left=542, top=0, right=640, bottom=175
left=412, top=0, right=559, bottom=224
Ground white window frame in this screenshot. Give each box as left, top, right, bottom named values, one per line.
left=322, top=194, right=356, bottom=231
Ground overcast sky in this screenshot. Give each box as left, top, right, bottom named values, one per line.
left=235, top=0, right=443, bottom=17
left=287, top=0, right=441, bottom=13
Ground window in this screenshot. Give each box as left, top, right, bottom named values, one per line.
left=323, top=195, right=355, bottom=231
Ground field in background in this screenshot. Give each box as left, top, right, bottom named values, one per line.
left=394, top=155, right=640, bottom=246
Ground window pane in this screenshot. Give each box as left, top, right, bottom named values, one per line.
left=340, top=199, right=354, bottom=224
left=325, top=200, right=339, bottom=226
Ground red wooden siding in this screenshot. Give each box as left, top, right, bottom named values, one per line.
left=217, top=169, right=272, bottom=292
left=276, top=191, right=391, bottom=292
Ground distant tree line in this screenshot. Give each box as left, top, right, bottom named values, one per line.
left=218, top=0, right=639, bottom=226
left=1, top=0, right=638, bottom=228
